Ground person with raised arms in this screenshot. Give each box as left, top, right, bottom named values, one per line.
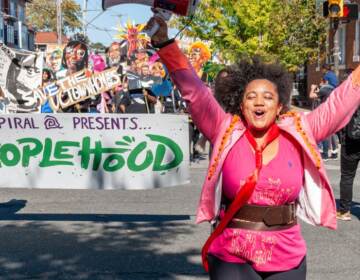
left=145, top=16, right=360, bottom=280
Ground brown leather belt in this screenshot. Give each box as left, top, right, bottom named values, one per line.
left=227, top=203, right=297, bottom=231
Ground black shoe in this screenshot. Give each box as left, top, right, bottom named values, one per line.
left=321, top=153, right=329, bottom=161
left=330, top=153, right=338, bottom=159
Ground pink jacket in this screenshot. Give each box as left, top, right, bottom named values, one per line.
left=158, top=43, right=360, bottom=230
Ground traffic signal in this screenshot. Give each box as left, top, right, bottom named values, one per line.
left=328, top=0, right=343, bottom=18
left=342, top=4, right=359, bottom=20
left=323, top=1, right=358, bottom=20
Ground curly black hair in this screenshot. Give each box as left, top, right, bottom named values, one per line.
left=214, top=57, right=292, bottom=116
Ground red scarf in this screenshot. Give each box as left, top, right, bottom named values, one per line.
left=201, top=123, right=280, bottom=272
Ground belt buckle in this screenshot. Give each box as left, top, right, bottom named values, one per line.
left=263, top=207, right=282, bottom=226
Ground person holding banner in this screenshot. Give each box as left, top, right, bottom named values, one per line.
left=59, top=40, right=91, bottom=113
left=145, top=17, right=360, bottom=280
left=40, top=68, right=55, bottom=113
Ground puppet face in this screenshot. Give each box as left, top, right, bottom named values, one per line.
left=151, top=62, right=165, bottom=78
left=6, top=54, right=42, bottom=112
left=17, top=65, right=41, bottom=91
left=108, top=43, right=121, bottom=66
left=189, top=47, right=203, bottom=66
left=49, top=50, right=62, bottom=73
left=65, top=44, right=87, bottom=73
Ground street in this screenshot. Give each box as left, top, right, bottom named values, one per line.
left=0, top=157, right=359, bottom=280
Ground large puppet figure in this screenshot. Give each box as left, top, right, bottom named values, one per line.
left=188, top=42, right=212, bottom=156
left=114, top=20, right=149, bottom=59
left=48, top=48, right=63, bottom=75
left=57, top=40, right=89, bottom=79
left=188, top=41, right=211, bottom=81
left=57, top=40, right=90, bottom=112
left=4, top=52, right=42, bottom=113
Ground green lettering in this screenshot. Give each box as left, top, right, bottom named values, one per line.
left=146, top=134, right=183, bottom=171
left=54, top=141, right=80, bottom=166
left=39, top=138, right=74, bottom=167
left=17, top=138, right=43, bottom=167
left=0, top=143, right=21, bottom=166
left=79, top=137, right=129, bottom=171
left=79, top=137, right=91, bottom=169
left=103, top=154, right=125, bottom=172
left=127, top=142, right=153, bottom=172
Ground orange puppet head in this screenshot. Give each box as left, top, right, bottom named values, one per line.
left=188, top=42, right=211, bottom=76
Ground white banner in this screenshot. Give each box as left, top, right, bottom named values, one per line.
left=0, top=114, right=190, bottom=189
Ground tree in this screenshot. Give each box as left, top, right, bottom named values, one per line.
left=70, top=33, right=90, bottom=45
left=172, top=0, right=326, bottom=71
left=90, top=42, right=107, bottom=52
left=26, top=0, right=82, bottom=34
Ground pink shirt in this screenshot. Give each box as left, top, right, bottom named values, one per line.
left=208, top=133, right=307, bottom=272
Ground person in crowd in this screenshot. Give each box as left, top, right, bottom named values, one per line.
left=0, top=86, right=9, bottom=114
left=89, top=54, right=108, bottom=113
left=337, top=69, right=359, bottom=221
left=146, top=17, right=360, bottom=280
left=120, top=62, right=157, bottom=113
left=149, top=56, right=179, bottom=114
left=309, top=78, right=339, bottom=160
left=40, top=68, right=55, bottom=113
left=337, top=106, right=360, bottom=221
left=112, top=77, right=128, bottom=113
left=321, top=63, right=339, bottom=88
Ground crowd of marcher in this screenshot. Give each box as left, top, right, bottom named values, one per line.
left=35, top=37, right=215, bottom=163
left=309, top=65, right=360, bottom=222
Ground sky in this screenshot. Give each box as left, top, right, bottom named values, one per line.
left=74, top=0, right=154, bottom=46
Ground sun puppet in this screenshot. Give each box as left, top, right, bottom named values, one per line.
left=114, top=20, right=149, bottom=58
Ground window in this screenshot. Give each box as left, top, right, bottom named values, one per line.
left=10, top=0, right=17, bottom=17
left=338, top=24, right=346, bottom=65
left=354, top=12, right=360, bottom=62
left=6, top=24, right=15, bottom=44
left=28, top=33, right=35, bottom=51
left=21, top=23, right=28, bottom=49
left=18, top=4, right=25, bottom=22
left=0, top=14, right=3, bottom=43
left=14, top=22, right=18, bottom=46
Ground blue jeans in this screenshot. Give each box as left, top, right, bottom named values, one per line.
left=321, top=134, right=338, bottom=158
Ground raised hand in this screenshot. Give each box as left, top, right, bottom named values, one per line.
left=144, top=16, right=170, bottom=47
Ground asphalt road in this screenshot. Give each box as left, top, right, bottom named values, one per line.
left=0, top=157, right=359, bottom=280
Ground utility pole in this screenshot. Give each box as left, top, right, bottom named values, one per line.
left=56, top=0, right=62, bottom=45
left=83, top=0, right=88, bottom=37
left=332, top=19, right=340, bottom=77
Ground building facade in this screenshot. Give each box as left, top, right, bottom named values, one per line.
left=0, top=0, right=35, bottom=50
left=307, top=0, right=360, bottom=100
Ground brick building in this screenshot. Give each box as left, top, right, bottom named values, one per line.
left=35, top=31, right=68, bottom=59
left=0, top=0, right=35, bottom=50
left=306, top=0, right=360, bottom=101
